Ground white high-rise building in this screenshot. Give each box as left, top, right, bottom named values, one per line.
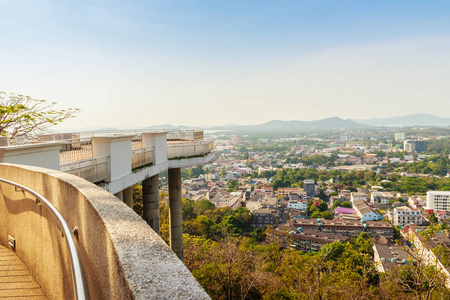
left=404, top=140, right=415, bottom=152
left=426, top=191, right=450, bottom=212
left=395, top=132, right=405, bottom=141
left=230, top=135, right=241, bottom=145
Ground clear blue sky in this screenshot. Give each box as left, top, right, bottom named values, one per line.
left=1, top=1, right=450, bottom=129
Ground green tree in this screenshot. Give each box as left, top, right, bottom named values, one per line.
left=0, top=92, right=79, bottom=137
left=132, top=184, right=143, bottom=217
left=340, top=201, right=352, bottom=208
left=332, top=200, right=340, bottom=210
left=193, top=199, right=216, bottom=215
left=428, top=213, right=438, bottom=224
left=227, top=180, right=239, bottom=192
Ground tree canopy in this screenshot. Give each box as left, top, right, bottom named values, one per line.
left=0, top=92, right=79, bottom=138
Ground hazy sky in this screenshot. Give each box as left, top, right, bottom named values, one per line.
left=1, top=1, right=450, bottom=130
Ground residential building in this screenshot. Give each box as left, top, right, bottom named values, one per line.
left=395, top=132, right=405, bottom=141
left=261, top=196, right=278, bottom=208
left=303, top=180, right=315, bottom=198
left=230, top=135, right=241, bottom=145
left=402, top=224, right=450, bottom=287
left=287, top=229, right=349, bottom=252
left=353, top=199, right=381, bottom=221
left=415, top=140, right=427, bottom=152
left=436, top=211, right=450, bottom=222
left=278, top=187, right=302, bottom=196
left=351, top=192, right=367, bottom=203
left=372, top=236, right=410, bottom=272
left=392, top=206, right=422, bottom=226
left=252, top=208, right=277, bottom=228
left=396, top=193, right=409, bottom=201
left=370, top=191, right=396, bottom=205
left=290, top=219, right=394, bottom=237
left=426, top=191, right=450, bottom=213
left=404, top=140, right=415, bottom=152
left=255, top=186, right=273, bottom=196
left=404, top=140, right=428, bottom=153
left=408, top=196, right=425, bottom=210
left=288, top=199, right=307, bottom=210
left=378, top=143, right=389, bottom=150
left=334, top=207, right=356, bottom=215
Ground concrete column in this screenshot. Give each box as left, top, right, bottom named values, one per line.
left=114, top=190, right=123, bottom=201
left=168, top=168, right=183, bottom=260
left=123, top=186, right=133, bottom=208
left=143, top=175, right=160, bottom=234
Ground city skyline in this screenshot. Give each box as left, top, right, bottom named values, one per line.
left=1, top=1, right=450, bottom=130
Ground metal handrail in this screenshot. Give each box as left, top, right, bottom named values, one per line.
left=0, top=178, right=87, bottom=300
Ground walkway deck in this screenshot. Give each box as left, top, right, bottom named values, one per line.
left=0, top=245, right=46, bottom=299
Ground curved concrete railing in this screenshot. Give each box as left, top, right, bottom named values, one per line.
left=0, top=163, right=209, bottom=300
left=0, top=177, right=87, bottom=300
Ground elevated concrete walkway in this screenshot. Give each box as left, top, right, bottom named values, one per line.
left=0, top=245, right=46, bottom=299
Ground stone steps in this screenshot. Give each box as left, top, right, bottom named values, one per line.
left=0, top=245, right=47, bottom=299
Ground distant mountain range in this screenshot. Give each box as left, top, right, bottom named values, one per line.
left=148, top=117, right=365, bottom=133
left=146, top=114, right=450, bottom=132
left=352, top=113, right=450, bottom=127
left=57, top=114, right=449, bottom=134
left=225, top=117, right=364, bottom=133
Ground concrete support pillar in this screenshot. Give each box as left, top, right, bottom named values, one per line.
left=143, top=175, right=160, bottom=234
left=114, top=190, right=123, bottom=201
left=123, top=186, right=133, bottom=208
left=168, top=168, right=183, bottom=260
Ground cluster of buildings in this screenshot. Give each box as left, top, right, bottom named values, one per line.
left=182, top=135, right=450, bottom=256
left=401, top=224, right=450, bottom=286
left=403, top=140, right=428, bottom=153
left=372, top=236, right=410, bottom=273
left=272, top=217, right=395, bottom=253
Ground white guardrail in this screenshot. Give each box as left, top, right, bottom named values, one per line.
left=167, top=141, right=214, bottom=159
left=60, top=138, right=93, bottom=165
left=132, top=147, right=154, bottom=169
left=166, top=130, right=203, bottom=141
left=60, top=156, right=109, bottom=183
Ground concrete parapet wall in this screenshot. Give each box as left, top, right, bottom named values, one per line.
left=0, top=142, right=64, bottom=170
left=0, top=163, right=209, bottom=299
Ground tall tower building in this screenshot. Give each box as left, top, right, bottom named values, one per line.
left=395, top=132, right=405, bottom=141
left=303, top=179, right=315, bottom=198
left=404, top=140, right=415, bottom=152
